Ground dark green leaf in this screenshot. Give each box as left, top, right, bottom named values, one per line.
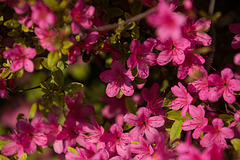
left=108, top=7, right=124, bottom=18
left=47, top=52, right=59, bottom=69
left=63, top=82, right=84, bottom=95
left=51, top=67, right=64, bottom=87
left=125, top=97, right=138, bottom=114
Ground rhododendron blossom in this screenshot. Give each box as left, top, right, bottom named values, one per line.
left=182, top=105, right=208, bottom=139
left=3, top=44, right=36, bottom=72
left=0, top=80, right=7, bottom=98
left=127, top=38, right=157, bottom=79
left=156, top=37, right=191, bottom=66
left=100, top=61, right=135, bottom=97
left=123, top=107, right=164, bottom=142
left=208, top=68, right=240, bottom=103
left=147, top=0, right=186, bottom=42
left=171, top=82, right=195, bottom=117
left=31, top=2, right=56, bottom=29
left=69, top=0, right=95, bottom=34
left=200, top=118, right=234, bottom=149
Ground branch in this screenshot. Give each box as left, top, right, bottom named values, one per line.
left=89, top=6, right=158, bottom=32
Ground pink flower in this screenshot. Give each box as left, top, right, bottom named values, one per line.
left=34, top=27, right=60, bottom=52
left=229, top=23, right=240, bottom=49
left=127, top=39, right=157, bottom=79
left=141, top=83, right=165, bottom=115
left=14, top=0, right=29, bottom=14
left=200, top=118, right=234, bottom=149
left=100, top=61, right=135, bottom=97
left=70, top=0, right=95, bottom=34
left=16, top=119, right=48, bottom=154
left=182, top=17, right=212, bottom=46
left=65, top=91, right=95, bottom=123
left=68, top=38, right=81, bottom=64
left=182, top=105, right=208, bottom=139
left=123, top=107, right=164, bottom=142
left=171, top=82, right=195, bottom=117
left=208, top=68, right=240, bottom=103
left=147, top=0, right=186, bottom=42
left=0, top=130, right=24, bottom=158
left=31, top=2, right=56, bottom=29
left=3, top=44, right=36, bottom=72
left=18, top=15, right=33, bottom=28
left=0, top=80, right=7, bottom=98
left=100, top=123, right=131, bottom=159
left=79, top=31, right=99, bottom=55
left=156, top=38, right=191, bottom=66
left=187, top=67, right=210, bottom=101
left=130, top=135, right=154, bottom=160
left=177, top=49, right=205, bottom=79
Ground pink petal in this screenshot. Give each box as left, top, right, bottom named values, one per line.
left=148, top=116, right=164, bottom=128
left=24, top=59, right=34, bottom=72
left=223, top=88, right=235, bottom=103
left=10, top=60, right=23, bottom=72
left=182, top=119, right=198, bottom=131
left=123, top=113, right=139, bottom=126
left=200, top=133, right=214, bottom=148
left=127, top=54, right=137, bottom=69
left=157, top=50, right=173, bottom=66
left=221, top=68, right=233, bottom=81
left=24, top=47, right=36, bottom=59
left=1, top=142, right=21, bottom=156
left=144, top=126, right=159, bottom=142
left=212, top=118, right=224, bottom=129
left=100, top=70, right=117, bottom=83
left=229, top=79, right=240, bottom=91
left=65, top=152, right=81, bottom=160
left=192, top=127, right=203, bottom=139
left=195, top=33, right=212, bottom=46
left=33, top=133, right=48, bottom=146
left=172, top=49, right=185, bottom=66
left=130, top=40, right=141, bottom=55
left=106, top=82, right=120, bottom=97
left=110, top=123, right=123, bottom=136
left=175, top=38, right=191, bottom=50
left=220, top=127, right=234, bottom=139
left=142, top=38, right=157, bottom=52
left=121, top=82, right=134, bottom=96
left=53, top=140, right=63, bottom=154
left=137, top=62, right=149, bottom=79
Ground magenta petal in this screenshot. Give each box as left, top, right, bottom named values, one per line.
left=100, top=70, right=117, bottom=83
left=121, top=82, right=134, bottom=96
left=65, top=152, right=81, bottom=160
left=137, top=62, right=149, bottom=79
left=142, top=38, right=157, bottom=52
left=24, top=140, right=37, bottom=154
left=106, top=82, right=120, bottom=97
left=144, top=126, right=159, bottom=142
left=232, top=34, right=240, bottom=49
left=148, top=116, right=164, bottom=128
left=53, top=140, right=63, bottom=154
left=223, top=88, right=235, bottom=103
left=1, top=142, right=21, bottom=156
left=172, top=49, right=185, bottom=66
left=200, top=133, right=214, bottom=148
left=10, top=60, right=23, bottom=72
left=192, top=127, right=203, bottom=139
left=182, top=119, right=198, bottom=131
left=127, top=54, right=137, bottom=69
left=130, top=40, right=141, bottom=54
left=24, top=59, right=34, bottom=72
left=157, top=50, right=173, bottom=66
left=110, top=123, right=123, bottom=136
left=123, top=113, right=139, bottom=126
left=220, top=127, right=234, bottom=139
left=33, top=133, right=48, bottom=146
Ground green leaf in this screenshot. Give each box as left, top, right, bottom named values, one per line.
left=0, top=155, right=10, bottom=160
left=123, top=123, right=133, bottom=131
left=52, top=93, right=65, bottom=108
left=170, top=120, right=183, bottom=144
left=130, top=1, right=143, bottom=16
left=160, top=79, right=169, bottom=92
left=131, top=141, right=140, bottom=144
left=219, top=114, right=234, bottom=125
left=231, top=138, right=240, bottom=156
left=43, top=0, right=58, bottom=9
left=63, top=82, right=84, bottom=95
left=67, top=147, right=78, bottom=154
left=33, top=57, right=44, bottom=70
left=131, top=27, right=139, bottom=40
left=0, top=68, right=11, bottom=79
left=125, top=97, right=138, bottom=114
left=107, top=7, right=124, bottom=18
left=29, top=103, right=37, bottom=119
left=51, top=67, right=64, bottom=87
left=166, top=110, right=191, bottom=121
left=116, top=90, right=123, bottom=98
left=18, top=153, right=27, bottom=160
left=4, top=19, right=20, bottom=28
left=62, top=40, right=74, bottom=50
left=7, top=29, right=20, bottom=37
left=42, top=94, right=53, bottom=107
left=47, top=52, right=59, bottom=69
